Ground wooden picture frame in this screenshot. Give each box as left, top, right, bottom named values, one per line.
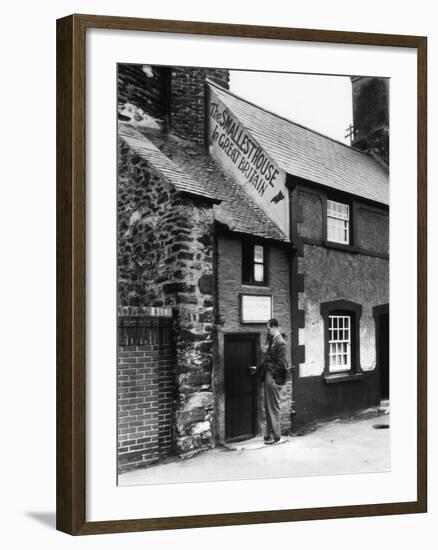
left=56, top=13, right=427, bottom=535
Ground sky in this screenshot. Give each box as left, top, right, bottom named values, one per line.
left=229, top=71, right=353, bottom=144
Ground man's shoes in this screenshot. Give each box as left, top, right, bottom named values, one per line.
left=264, top=437, right=281, bottom=445
left=263, top=435, right=272, bottom=442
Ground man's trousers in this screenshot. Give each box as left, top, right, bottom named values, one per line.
left=264, top=371, right=281, bottom=440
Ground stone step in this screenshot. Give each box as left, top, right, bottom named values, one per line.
left=224, top=437, right=289, bottom=451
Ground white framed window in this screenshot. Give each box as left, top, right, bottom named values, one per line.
left=321, top=300, right=362, bottom=377
left=328, top=314, right=351, bottom=372
left=327, top=199, right=350, bottom=244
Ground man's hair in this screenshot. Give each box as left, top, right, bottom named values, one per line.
left=267, top=318, right=279, bottom=328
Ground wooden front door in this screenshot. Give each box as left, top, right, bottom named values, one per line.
left=224, top=335, right=257, bottom=442
left=374, top=304, right=390, bottom=400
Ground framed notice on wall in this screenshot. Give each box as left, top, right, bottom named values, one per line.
left=57, top=13, right=427, bottom=536
left=241, top=294, right=273, bottom=324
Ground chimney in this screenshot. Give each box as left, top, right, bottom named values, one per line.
left=118, top=64, right=230, bottom=143
left=350, top=76, right=389, bottom=165
left=169, top=67, right=230, bottom=144
left=117, top=64, right=170, bottom=126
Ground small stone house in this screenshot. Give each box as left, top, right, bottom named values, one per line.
left=117, top=65, right=389, bottom=473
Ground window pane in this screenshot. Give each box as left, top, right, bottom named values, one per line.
left=327, top=200, right=349, bottom=220
left=254, top=245, right=264, bottom=263
left=254, top=263, right=264, bottom=282
left=327, top=218, right=349, bottom=244
left=242, top=242, right=267, bottom=284
left=328, top=314, right=352, bottom=372
left=327, top=200, right=350, bottom=244
left=242, top=243, right=252, bottom=283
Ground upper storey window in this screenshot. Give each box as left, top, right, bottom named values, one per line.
left=327, top=200, right=350, bottom=245
left=242, top=241, right=267, bottom=285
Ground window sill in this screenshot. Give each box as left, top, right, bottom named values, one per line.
left=323, top=372, right=364, bottom=384
left=323, top=240, right=358, bottom=254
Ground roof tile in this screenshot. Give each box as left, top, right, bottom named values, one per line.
left=119, top=123, right=220, bottom=203
left=146, top=134, right=288, bottom=242
left=119, top=123, right=287, bottom=241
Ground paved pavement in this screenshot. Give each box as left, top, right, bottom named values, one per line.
left=119, top=412, right=390, bottom=486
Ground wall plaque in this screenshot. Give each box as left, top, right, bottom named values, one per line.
left=241, top=294, right=273, bottom=323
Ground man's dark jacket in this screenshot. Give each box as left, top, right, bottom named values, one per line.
left=258, top=333, right=289, bottom=385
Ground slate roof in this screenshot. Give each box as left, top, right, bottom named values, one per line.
left=209, top=81, right=389, bottom=206
left=119, top=123, right=288, bottom=242
left=119, top=123, right=221, bottom=203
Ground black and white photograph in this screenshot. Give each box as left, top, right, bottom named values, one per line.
left=116, top=64, right=390, bottom=486
left=0, top=0, right=433, bottom=543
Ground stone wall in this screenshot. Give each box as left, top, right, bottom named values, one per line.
left=356, top=206, right=389, bottom=255
left=171, top=203, right=216, bottom=457
left=298, top=244, right=389, bottom=377
left=295, top=188, right=389, bottom=378
left=297, top=190, right=323, bottom=240
left=118, top=64, right=230, bottom=144
left=118, top=64, right=169, bottom=123
left=297, top=188, right=389, bottom=254
left=118, top=137, right=217, bottom=458
left=290, top=187, right=388, bottom=429
left=216, top=233, right=293, bottom=439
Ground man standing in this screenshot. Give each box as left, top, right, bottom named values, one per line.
left=250, top=318, right=288, bottom=445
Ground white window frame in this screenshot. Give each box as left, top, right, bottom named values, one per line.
left=328, top=314, right=351, bottom=373
left=327, top=199, right=350, bottom=245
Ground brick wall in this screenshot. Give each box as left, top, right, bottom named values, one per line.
left=170, top=67, right=229, bottom=144
left=117, top=312, right=174, bottom=473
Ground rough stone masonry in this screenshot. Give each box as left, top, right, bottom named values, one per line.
left=118, top=136, right=217, bottom=465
